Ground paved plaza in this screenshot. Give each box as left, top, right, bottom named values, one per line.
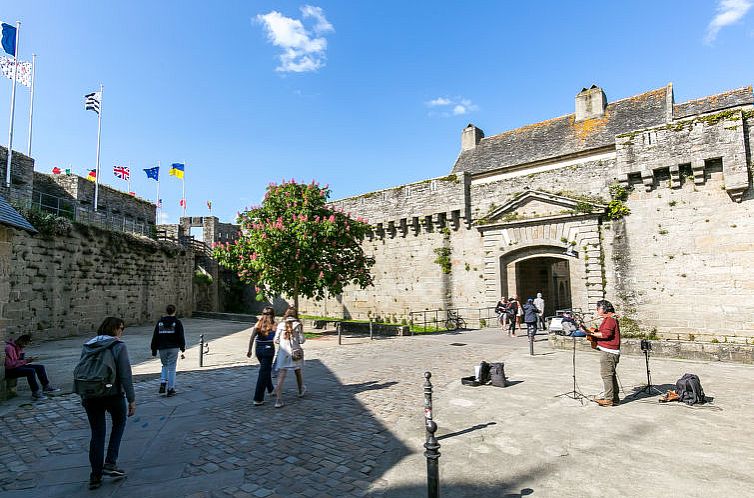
left=1, top=319, right=754, bottom=497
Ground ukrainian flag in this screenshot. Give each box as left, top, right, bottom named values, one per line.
left=169, top=163, right=185, bottom=179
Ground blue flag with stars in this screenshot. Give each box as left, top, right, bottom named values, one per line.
left=144, top=166, right=159, bottom=181
left=1, top=23, right=16, bottom=56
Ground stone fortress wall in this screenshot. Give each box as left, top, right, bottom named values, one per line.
left=301, top=83, right=754, bottom=342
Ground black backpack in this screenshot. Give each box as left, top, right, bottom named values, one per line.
left=675, top=373, right=706, bottom=405
left=478, top=361, right=492, bottom=385
left=489, top=362, right=507, bottom=388
left=73, top=342, right=118, bottom=398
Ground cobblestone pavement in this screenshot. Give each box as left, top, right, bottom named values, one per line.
left=2, top=321, right=754, bottom=497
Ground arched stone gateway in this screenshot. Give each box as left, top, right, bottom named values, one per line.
left=477, top=190, right=607, bottom=315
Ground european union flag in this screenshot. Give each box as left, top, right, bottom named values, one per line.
left=1, top=23, right=16, bottom=56
left=144, top=166, right=159, bottom=181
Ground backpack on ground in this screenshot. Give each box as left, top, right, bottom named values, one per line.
left=675, top=373, right=706, bottom=405
left=489, top=362, right=507, bottom=388
left=477, top=361, right=491, bottom=385
left=73, top=343, right=118, bottom=398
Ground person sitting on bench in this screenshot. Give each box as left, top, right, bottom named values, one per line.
left=4, top=334, right=60, bottom=399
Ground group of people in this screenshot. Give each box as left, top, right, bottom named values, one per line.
left=247, top=306, right=307, bottom=408
left=495, top=292, right=546, bottom=336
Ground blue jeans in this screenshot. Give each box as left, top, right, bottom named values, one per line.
left=5, top=364, right=50, bottom=393
left=83, top=395, right=127, bottom=478
left=254, top=344, right=275, bottom=403
left=526, top=322, right=537, bottom=337
left=159, top=348, right=180, bottom=389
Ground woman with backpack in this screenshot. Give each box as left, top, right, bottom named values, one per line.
left=272, top=306, right=306, bottom=408
left=77, top=317, right=135, bottom=490
left=247, top=306, right=277, bottom=406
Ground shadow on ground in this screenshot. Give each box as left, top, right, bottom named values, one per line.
left=0, top=360, right=411, bottom=497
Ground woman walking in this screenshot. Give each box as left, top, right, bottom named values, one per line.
left=247, top=306, right=277, bottom=406
left=79, top=317, right=135, bottom=490
left=273, top=307, right=306, bottom=408
left=150, top=304, right=185, bottom=397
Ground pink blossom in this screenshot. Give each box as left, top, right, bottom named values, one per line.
left=329, top=215, right=335, bottom=222
left=319, top=271, right=324, bottom=278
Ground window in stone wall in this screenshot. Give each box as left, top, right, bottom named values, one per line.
left=626, top=172, right=642, bottom=187
left=430, top=180, right=437, bottom=191
left=405, top=186, right=411, bottom=198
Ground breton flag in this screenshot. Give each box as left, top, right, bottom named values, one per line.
left=169, top=163, right=184, bottom=179
left=1, top=22, right=16, bottom=56
left=144, top=166, right=159, bottom=181
left=113, top=165, right=130, bottom=180
left=84, top=91, right=101, bottom=114
left=0, top=56, right=31, bottom=87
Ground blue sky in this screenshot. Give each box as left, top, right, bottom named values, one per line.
left=1, top=1, right=753, bottom=224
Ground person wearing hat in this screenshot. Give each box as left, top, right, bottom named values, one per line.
left=522, top=298, right=541, bottom=339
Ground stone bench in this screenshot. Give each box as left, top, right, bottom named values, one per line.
left=4, top=377, right=18, bottom=398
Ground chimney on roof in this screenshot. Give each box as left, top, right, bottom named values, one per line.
left=461, top=124, right=484, bottom=151
left=575, top=85, right=607, bottom=121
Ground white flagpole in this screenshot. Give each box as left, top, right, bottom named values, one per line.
left=156, top=160, right=161, bottom=221
left=127, top=161, right=131, bottom=192
left=182, top=160, right=186, bottom=218
left=4, top=21, right=20, bottom=188
left=93, top=84, right=103, bottom=211
left=26, top=53, right=35, bottom=156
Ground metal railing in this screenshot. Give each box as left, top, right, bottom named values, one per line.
left=1, top=185, right=154, bottom=238
left=408, top=306, right=499, bottom=332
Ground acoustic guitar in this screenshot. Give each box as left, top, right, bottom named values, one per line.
left=578, top=322, right=599, bottom=349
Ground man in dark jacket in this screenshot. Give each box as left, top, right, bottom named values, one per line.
left=150, top=304, right=186, bottom=397
left=80, top=317, right=135, bottom=490
left=522, top=298, right=540, bottom=339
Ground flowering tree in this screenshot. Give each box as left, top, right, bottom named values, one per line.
left=212, top=180, right=374, bottom=310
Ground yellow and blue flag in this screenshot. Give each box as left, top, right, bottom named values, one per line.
left=169, top=163, right=184, bottom=179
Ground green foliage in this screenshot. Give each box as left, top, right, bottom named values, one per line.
left=11, top=204, right=72, bottom=236
left=479, top=318, right=487, bottom=328
left=193, top=270, right=213, bottom=285
left=212, top=180, right=375, bottom=306
left=606, top=182, right=631, bottom=220
left=711, top=338, right=720, bottom=344
left=433, top=247, right=452, bottom=274
left=574, top=201, right=594, bottom=214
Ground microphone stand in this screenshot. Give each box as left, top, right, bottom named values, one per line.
left=555, top=332, right=588, bottom=404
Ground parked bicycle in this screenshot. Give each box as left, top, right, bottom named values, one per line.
left=444, top=310, right=467, bottom=331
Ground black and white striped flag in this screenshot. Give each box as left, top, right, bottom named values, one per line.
left=84, top=91, right=101, bottom=114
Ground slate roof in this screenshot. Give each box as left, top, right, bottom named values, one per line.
left=673, top=86, right=753, bottom=119
left=452, top=86, right=671, bottom=175
left=0, top=195, right=37, bottom=233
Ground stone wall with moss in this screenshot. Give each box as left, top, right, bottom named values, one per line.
left=4, top=222, right=194, bottom=340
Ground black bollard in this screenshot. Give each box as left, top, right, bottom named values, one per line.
left=199, top=334, right=205, bottom=367
left=369, top=318, right=374, bottom=341
left=423, top=372, right=433, bottom=443
left=337, top=322, right=342, bottom=345
left=423, top=372, right=440, bottom=498
left=529, top=328, right=534, bottom=356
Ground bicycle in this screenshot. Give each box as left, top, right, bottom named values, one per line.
left=444, top=310, right=467, bottom=331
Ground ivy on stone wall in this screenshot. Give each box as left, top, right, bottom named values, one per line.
left=606, top=183, right=631, bottom=220
left=433, top=247, right=452, bottom=274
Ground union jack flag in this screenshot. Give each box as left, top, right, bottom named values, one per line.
left=113, top=165, right=130, bottom=180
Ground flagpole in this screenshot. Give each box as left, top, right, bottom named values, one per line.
left=4, top=21, right=20, bottom=188
left=93, top=84, right=103, bottom=211
left=181, top=160, right=186, bottom=218
left=128, top=161, right=131, bottom=192
left=26, top=53, right=35, bottom=156
left=156, top=160, right=161, bottom=221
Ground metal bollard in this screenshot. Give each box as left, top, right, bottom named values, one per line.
left=337, top=322, right=342, bottom=345
left=529, top=328, right=535, bottom=356
left=423, top=372, right=440, bottom=497
left=199, top=334, right=205, bottom=367
left=369, top=318, right=374, bottom=341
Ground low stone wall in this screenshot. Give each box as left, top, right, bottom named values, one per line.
left=548, top=333, right=754, bottom=364
left=193, top=311, right=256, bottom=323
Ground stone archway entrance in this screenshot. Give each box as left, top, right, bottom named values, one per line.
left=514, top=257, right=571, bottom=317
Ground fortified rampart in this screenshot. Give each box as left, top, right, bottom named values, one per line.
left=301, top=83, right=754, bottom=342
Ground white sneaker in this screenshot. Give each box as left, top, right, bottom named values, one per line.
left=274, top=400, right=284, bottom=408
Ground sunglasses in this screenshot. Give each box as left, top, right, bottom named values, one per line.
left=262, top=311, right=273, bottom=315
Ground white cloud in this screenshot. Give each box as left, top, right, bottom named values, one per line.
left=256, top=5, right=334, bottom=73
left=705, top=0, right=752, bottom=43
left=425, top=96, right=479, bottom=117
